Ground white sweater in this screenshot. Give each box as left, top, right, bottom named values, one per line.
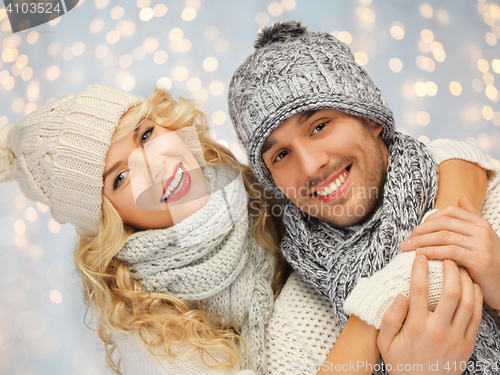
left=113, top=139, right=500, bottom=375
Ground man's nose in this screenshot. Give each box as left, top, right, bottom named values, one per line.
left=296, top=143, right=328, bottom=178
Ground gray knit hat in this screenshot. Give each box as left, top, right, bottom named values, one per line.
left=228, top=21, right=395, bottom=194
left=0, top=84, right=142, bottom=236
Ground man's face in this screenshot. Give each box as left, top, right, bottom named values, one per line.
left=261, top=109, right=388, bottom=227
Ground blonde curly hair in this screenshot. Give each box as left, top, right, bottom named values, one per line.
left=74, top=88, right=288, bottom=374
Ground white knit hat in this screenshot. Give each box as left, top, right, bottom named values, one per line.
left=0, top=84, right=142, bottom=236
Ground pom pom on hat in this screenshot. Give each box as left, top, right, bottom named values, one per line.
left=253, top=20, right=308, bottom=49
left=0, top=124, right=16, bottom=182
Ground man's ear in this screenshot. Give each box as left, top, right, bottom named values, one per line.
left=365, top=118, right=383, bottom=138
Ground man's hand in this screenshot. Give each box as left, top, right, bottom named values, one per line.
left=377, top=255, right=483, bottom=375
left=400, top=195, right=500, bottom=309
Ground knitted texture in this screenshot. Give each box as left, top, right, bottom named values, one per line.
left=228, top=21, right=395, bottom=195
left=343, top=252, right=444, bottom=328
left=0, top=124, right=16, bottom=182
left=116, top=166, right=275, bottom=375
left=1, top=84, right=141, bottom=236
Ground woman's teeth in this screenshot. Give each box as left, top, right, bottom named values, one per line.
left=160, top=166, right=184, bottom=202
left=316, top=170, right=348, bottom=197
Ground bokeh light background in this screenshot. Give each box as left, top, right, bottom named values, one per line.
left=0, top=0, right=499, bottom=374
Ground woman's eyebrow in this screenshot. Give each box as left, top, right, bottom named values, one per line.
left=103, top=161, right=123, bottom=182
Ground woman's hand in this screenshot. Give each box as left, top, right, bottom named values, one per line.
left=400, top=196, right=500, bottom=309
left=377, top=255, right=483, bottom=375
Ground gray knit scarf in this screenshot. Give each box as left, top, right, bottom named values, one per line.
left=116, top=166, right=274, bottom=374
left=281, top=132, right=500, bottom=374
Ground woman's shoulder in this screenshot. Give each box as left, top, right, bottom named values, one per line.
left=112, top=332, right=255, bottom=375
left=265, top=272, right=341, bottom=374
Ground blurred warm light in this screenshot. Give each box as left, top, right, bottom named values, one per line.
left=48, top=15, right=61, bottom=26
left=472, top=78, right=484, bottom=93
left=36, top=202, right=49, bottom=213
left=255, top=12, right=270, bottom=26
left=477, top=59, right=489, bottom=73
left=50, top=290, right=63, bottom=304
left=107, top=30, right=120, bottom=44
left=435, top=9, right=449, bottom=23
left=169, top=28, right=184, bottom=42
left=485, top=85, right=498, bottom=100
left=110, top=6, right=124, bottom=20
left=4, top=76, right=15, bottom=90
left=153, top=51, right=168, bottom=65
left=390, top=22, right=405, bottom=40
left=173, top=66, right=189, bottom=81
left=449, top=81, right=462, bottom=96
left=143, top=37, right=159, bottom=53
left=116, top=21, right=137, bottom=37
left=354, top=51, right=368, bottom=66
left=337, top=31, right=353, bottom=44
left=140, top=7, right=154, bottom=21
left=281, top=0, right=296, bottom=11
left=16, top=55, right=28, bottom=69
left=356, top=6, right=376, bottom=23
left=154, top=4, right=168, bottom=17
left=48, top=219, right=60, bottom=234
left=203, top=57, right=218, bottom=72
left=425, top=81, right=438, bottom=96
left=136, top=0, right=150, bottom=8
left=482, top=105, right=494, bottom=121
left=95, top=45, right=109, bottom=59
left=419, top=4, right=433, bottom=18
left=268, top=2, right=284, bottom=16
left=485, top=32, right=497, bottom=46
left=46, top=66, right=60, bottom=81
left=21, top=67, right=33, bottom=81
left=27, top=31, right=39, bottom=45
left=72, top=42, right=85, bottom=56
left=493, top=112, right=500, bottom=126
left=48, top=42, right=60, bottom=56
left=121, top=77, right=136, bottom=91
left=417, top=111, right=430, bottom=126
left=205, top=26, right=220, bottom=40
left=212, top=111, right=227, bottom=125
left=421, top=29, right=434, bottom=43
left=157, top=77, right=172, bottom=91
left=477, top=133, right=492, bottom=151
left=90, top=18, right=105, bottom=34
left=418, top=135, right=430, bottom=144
left=25, top=207, right=37, bottom=222
left=193, top=88, right=208, bottom=103
left=483, top=72, right=495, bottom=85
left=181, top=8, right=197, bottom=21
left=186, top=77, right=202, bottom=92
left=27, top=85, right=39, bottom=101
left=95, top=0, right=109, bottom=10
left=414, top=81, right=426, bottom=97
left=492, top=59, right=500, bottom=73
left=177, top=39, right=192, bottom=53
left=214, top=39, right=229, bottom=52
left=14, top=220, right=26, bottom=235
left=209, top=81, right=224, bottom=96
left=133, top=46, right=146, bottom=60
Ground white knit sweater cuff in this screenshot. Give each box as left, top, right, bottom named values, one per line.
left=427, top=138, right=498, bottom=191
left=343, top=252, right=444, bottom=329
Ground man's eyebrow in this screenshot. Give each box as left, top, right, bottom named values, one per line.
left=103, top=161, right=122, bottom=182
left=297, top=109, right=319, bottom=125
left=261, top=138, right=277, bottom=156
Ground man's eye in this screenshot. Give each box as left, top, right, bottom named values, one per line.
left=141, top=127, right=154, bottom=143
left=312, top=122, right=327, bottom=135
left=274, top=150, right=289, bottom=162
left=113, top=171, right=128, bottom=190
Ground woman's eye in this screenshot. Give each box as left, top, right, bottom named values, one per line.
left=274, top=150, right=289, bottom=163
left=312, top=122, right=327, bottom=135
left=113, top=171, right=128, bottom=190
left=141, top=127, right=154, bottom=143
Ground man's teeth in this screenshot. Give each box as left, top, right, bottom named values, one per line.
left=316, top=170, right=348, bottom=197
left=161, top=167, right=183, bottom=201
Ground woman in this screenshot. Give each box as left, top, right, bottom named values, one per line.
left=0, top=84, right=490, bottom=375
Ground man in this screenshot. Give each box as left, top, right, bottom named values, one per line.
left=228, top=21, right=500, bottom=373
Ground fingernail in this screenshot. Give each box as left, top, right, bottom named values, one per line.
left=417, top=254, right=427, bottom=262
left=401, top=239, right=411, bottom=247
left=416, top=248, right=426, bottom=254
left=474, top=283, right=481, bottom=293
left=446, top=259, right=456, bottom=265
left=392, top=295, right=404, bottom=309
left=460, top=267, right=468, bottom=276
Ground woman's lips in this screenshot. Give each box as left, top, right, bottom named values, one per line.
left=160, top=163, right=191, bottom=203
left=162, top=162, right=181, bottom=196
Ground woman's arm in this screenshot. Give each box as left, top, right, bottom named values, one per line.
left=316, top=315, right=379, bottom=375
left=434, top=159, right=487, bottom=210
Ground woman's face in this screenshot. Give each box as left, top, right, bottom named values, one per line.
left=102, top=119, right=209, bottom=230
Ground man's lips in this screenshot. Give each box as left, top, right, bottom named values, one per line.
left=309, top=164, right=352, bottom=196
